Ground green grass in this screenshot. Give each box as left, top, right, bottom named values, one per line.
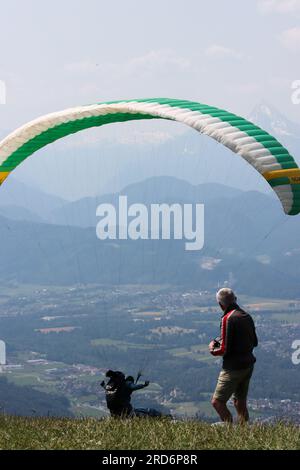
left=0, top=416, right=299, bottom=450
left=168, top=345, right=215, bottom=363
left=91, top=338, right=160, bottom=350
left=72, top=404, right=105, bottom=419
left=270, top=312, right=300, bottom=322
left=6, top=374, right=41, bottom=387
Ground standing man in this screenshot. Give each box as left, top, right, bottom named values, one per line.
left=209, top=288, right=258, bottom=423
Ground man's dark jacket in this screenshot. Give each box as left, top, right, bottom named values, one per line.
left=211, top=303, right=258, bottom=370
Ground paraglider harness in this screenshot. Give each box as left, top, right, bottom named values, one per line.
left=101, top=370, right=132, bottom=417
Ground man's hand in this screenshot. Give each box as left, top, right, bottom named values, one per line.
left=144, top=380, right=150, bottom=387
left=100, top=380, right=105, bottom=387
left=209, top=340, right=215, bottom=353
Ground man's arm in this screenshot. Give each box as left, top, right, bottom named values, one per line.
left=128, top=381, right=149, bottom=392
left=210, top=312, right=234, bottom=357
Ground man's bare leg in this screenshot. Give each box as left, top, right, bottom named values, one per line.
left=233, top=398, right=249, bottom=423
left=211, top=398, right=233, bottom=422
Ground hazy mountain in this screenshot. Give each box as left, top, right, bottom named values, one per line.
left=0, top=205, right=43, bottom=223
left=0, top=176, right=299, bottom=298
left=249, top=102, right=300, bottom=159
left=47, top=177, right=244, bottom=228
left=0, top=100, right=299, bottom=298
left=249, top=102, right=300, bottom=137
left=0, top=177, right=66, bottom=222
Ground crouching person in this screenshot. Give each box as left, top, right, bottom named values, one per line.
left=101, top=370, right=149, bottom=417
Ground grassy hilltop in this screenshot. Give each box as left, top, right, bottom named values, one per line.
left=0, top=416, right=299, bottom=450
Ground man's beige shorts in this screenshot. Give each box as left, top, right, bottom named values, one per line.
left=213, top=366, right=254, bottom=403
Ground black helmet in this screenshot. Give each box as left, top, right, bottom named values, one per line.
left=106, top=370, right=125, bottom=380
left=105, top=369, right=114, bottom=378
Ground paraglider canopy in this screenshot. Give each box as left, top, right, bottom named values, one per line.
left=0, top=98, right=299, bottom=215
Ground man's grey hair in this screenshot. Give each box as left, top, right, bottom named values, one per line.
left=216, top=288, right=237, bottom=308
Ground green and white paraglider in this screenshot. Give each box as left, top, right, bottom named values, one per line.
left=0, top=98, right=299, bottom=215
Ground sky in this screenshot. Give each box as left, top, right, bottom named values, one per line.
left=0, top=0, right=299, bottom=198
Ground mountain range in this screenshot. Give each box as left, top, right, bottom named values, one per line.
left=0, top=175, right=299, bottom=298
left=0, top=102, right=299, bottom=297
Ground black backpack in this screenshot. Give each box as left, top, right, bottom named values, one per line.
left=105, top=372, right=129, bottom=410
